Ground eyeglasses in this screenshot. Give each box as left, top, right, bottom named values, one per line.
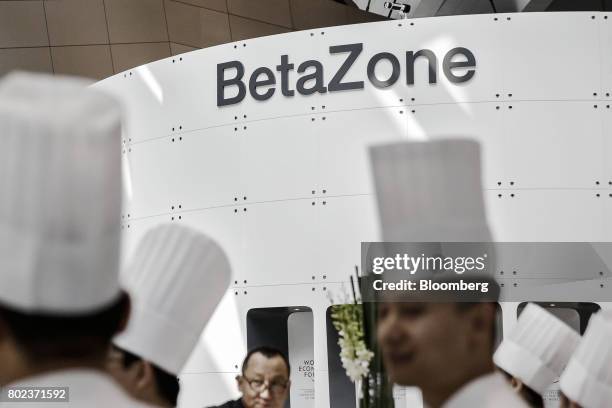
left=241, top=376, right=288, bottom=395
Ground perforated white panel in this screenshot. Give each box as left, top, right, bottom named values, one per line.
left=94, top=12, right=612, bottom=408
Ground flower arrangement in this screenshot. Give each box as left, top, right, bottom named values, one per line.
left=331, top=303, right=374, bottom=382
left=330, top=271, right=395, bottom=408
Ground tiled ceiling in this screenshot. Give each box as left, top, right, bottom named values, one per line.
left=0, top=0, right=384, bottom=80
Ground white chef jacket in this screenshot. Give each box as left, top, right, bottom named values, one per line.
left=1, top=368, right=154, bottom=407
left=442, top=372, right=530, bottom=408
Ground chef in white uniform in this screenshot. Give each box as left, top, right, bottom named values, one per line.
left=107, top=224, right=231, bottom=407
left=494, top=303, right=581, bottom=407
left=559, top=311, right=612, bottom=408
left=0, top=72, right=151, bottom=407
left=370, top=139, right=529, bottom=408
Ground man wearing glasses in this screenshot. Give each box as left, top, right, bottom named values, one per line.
left=210, top=346, right=291, bottom=408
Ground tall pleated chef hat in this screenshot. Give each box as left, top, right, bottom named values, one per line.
left=493, top=303, right=580, bottom=395
left=114, top=224, right=232, bottom=375
left=560, top=311, right=612, bottom=408
left=369, top=138, right=492, bottom=242
left=0, top=72, right=123, bottom=315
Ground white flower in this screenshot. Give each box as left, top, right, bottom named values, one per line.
left=331, top=304, right=375, bottom=383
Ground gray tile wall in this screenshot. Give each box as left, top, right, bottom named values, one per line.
left=0, top=0, right=384, bottom=79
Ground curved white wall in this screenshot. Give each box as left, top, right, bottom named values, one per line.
left=95, top=12, right=612, bottom=407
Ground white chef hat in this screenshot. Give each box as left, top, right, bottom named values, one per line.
left=493, top=303, right=580, bottom=395
left=560, top=311, right=612, bottom=408
left=0, top=72, right=123, bottom=315
left=369, top=139, right=491, bottom=242
left=114, top=224, right=232, bottom=375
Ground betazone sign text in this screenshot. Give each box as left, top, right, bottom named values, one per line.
left=217, top=43, right=476, bottom=107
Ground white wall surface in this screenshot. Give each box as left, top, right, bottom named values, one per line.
left=95, top=12, right=612, bottom=408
